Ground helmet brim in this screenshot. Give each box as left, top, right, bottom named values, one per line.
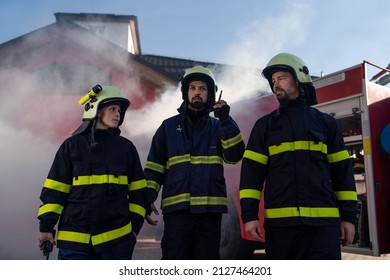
left=262, top=65, right=295, bottom=80
left=99, top=98, right=130, bottom=111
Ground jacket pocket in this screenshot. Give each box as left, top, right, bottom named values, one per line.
left=309, top=130, right=327, bottom=161
left=60, top=205, right=87, bottom=227
left=164, top=166, right=187, bottom=186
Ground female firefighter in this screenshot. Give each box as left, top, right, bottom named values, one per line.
left=37, top=85, right=148, bottom=260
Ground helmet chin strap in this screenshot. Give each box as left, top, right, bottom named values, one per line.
left=88, top=119, right=100, bottom=152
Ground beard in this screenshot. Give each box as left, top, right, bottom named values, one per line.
left=189, top=100, right=206, bottom=110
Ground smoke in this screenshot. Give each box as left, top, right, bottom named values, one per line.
left=124, top=86, right=178, bottom=136
left=222, top=1, right=312, bottom=69
left=0, top=1, right=311, bottom=259
left=0, top=123, right=58, bottom=259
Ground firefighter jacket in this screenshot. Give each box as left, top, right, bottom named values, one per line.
left=37, top=128, right=148, bottom=252
left=144, top=105, right=245, bottom=214
left=240, top=97, right=358, bottom=227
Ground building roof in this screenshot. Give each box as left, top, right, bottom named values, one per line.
left=138, top=54, right=223, bottom=82
left=0, top=12, right=228, bottom=85
left=51, top=12, right=224, bottom=80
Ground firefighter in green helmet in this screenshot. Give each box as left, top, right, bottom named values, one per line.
left=37, top=85, right=148, bottom=259
left=239, top=53, right=358, bottom=259
left=144, top=65, right=245, bottom=259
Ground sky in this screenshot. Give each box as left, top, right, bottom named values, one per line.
left=1, top=0, right=390, bottom=77
left=1, top=0, right=390, bottom=261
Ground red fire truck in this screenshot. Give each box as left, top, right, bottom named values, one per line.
left=221, top=60, right=390, bottom=259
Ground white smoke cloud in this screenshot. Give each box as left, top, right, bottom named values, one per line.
left=0, top=123, right=58, bottom=259
left=222, top=1, right=313, bottom=69
left=124, top=85, right=179, bottom=137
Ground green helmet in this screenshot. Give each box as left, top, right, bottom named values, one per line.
left=262, top=53, right=317, bottom=105
left=181, top=65, right=218, bottom=109
left=81, top=85, right=130, bottom=126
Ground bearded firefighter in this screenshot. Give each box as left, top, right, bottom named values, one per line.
left=240, top=53, right=358, bottom=259
left=144, top=66, right=245, bottom=259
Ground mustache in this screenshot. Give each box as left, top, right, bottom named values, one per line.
left=191, top=97, right=203, bottom=102
left=274, top=86, right=285, bottom=92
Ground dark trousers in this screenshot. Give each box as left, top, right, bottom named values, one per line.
left=265, top=225, right=342, bottom=260
left=161, top=211, right=222, bottom=260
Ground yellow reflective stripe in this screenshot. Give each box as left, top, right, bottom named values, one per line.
left=309, top=142, right=327, bottom=153
left=168, top=154, right=190, bottom=168
left=190, top=196, right=228, bottom=206
left=37, top=203, right=64, bottom=216
left=335, top=190, right=358, bottom=201
left=147, top=180, right=160, bottom=192
left=145, top=161, right=165, bottom=174
left=162, top=194, right=228, bottom=208
left=57, top=230, right=90, bottom=244
left=167, top=154, right=223, bottom=168
left=129, top=179, right=147, bottom=191
left=221, top=133, right=243, bottom=149
left=162, top=193, right=190, bottom=207
left=269, top=141, right=327, bottom=156
left=264, top=207, right=340, bottom=218
left=58, top=223, right=133, bottom=246
left=243, top=150, right=268, bottom=165
left=299, top=207, right=339, bottom=217
left=239, top=189, right=262, bottom=200
left=363, top=137, right=371, bottom=156
left=129, top=203, right=146, bottom=218
left=73, top=174, right=128, bottom=186
left=327, top=150, right=350, bottom=163
left=190, top=155, right=223, bottom=165
left=92, top=222, right=132, bottom=246
left=43, top=178, right=71, bottom=193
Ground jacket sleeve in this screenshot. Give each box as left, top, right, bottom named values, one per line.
left=144, top=124, right=167, bottom=210
left=127, top=143, right=148, bottom=235
left=239, top=117, right=268, bottom=223
left=37, top=141, right=72, bottom=232
left=326, top=117, right=358, bottom=224
left=219, top=116, right=245, bottom=164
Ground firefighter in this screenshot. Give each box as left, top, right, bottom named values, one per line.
left=144, top=65, right=245, bottom=259
left=239, top=53, right=358, bottom=259
left=37, top=85, right=148, bottom=260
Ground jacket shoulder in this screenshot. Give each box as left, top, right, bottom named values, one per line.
left=161, top=114, right=181, bottom=125
left=254, top=108, right=279, bottom=126
left=309, top=107, right=337, bottom=123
